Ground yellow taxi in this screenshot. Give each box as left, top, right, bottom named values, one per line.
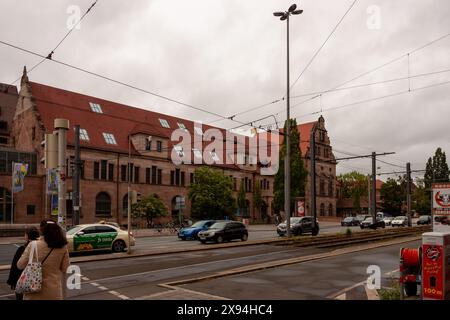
left=66, top=223, right=135, bottom=253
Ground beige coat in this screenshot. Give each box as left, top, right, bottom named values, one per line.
left=17, top=239, right=70, bottom=300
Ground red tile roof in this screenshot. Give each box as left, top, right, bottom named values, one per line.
left=29, top=82, right=258, bottom=170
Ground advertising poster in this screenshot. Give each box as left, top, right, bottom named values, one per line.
left=432, top=183, right=450, bottom=232
left=12, top=163, right=29, bottom=193
left=51, top=193, right=58, bottom=216
left=422, top=244, right=444, bottom=300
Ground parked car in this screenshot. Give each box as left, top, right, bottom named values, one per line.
left=391, top=216, right=408, bottom=227
left=360, top=217, right=386, bottom=229
left=341, top=217, right=359, bottom=226
left=355, top=215, right=371, bottom=225
left=66, top=223, right=135, bottom=253
left=178, top=220, right=216, bottom=240
left=383, top=217, right=393, bottom=226
left=277, top=216, right=319, bottom=236
left=417, top=215, right=432, bottom=225
left=198, top=221, right=248, bottom=244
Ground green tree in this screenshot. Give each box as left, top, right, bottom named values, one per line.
left=237, top=179, right=247, bottom=217
left=188, top=167, right=236, bottom=220
left=380, top=178, right=403, bottom=214
left=273, top=118, right=308, bottom=213
left=337, top=171, right=368, bottom=214
left=253, top=182, right=262, bottom=220
left=132, top=194, right=168, bottom=227
left=424, top=147, right=450, bottom=188
left=412, top=178, right=431, bottom=215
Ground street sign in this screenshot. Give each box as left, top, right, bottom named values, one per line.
left=432, top=183, right=450, bottom=232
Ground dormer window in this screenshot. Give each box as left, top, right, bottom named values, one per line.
left=177, top=123, right=187, bottom=131
left=159, top=119, right=170, bottom=128
left=89, top=102, right=103, bottom=113
left=79, top=129, right=90, bottom=141
left=102, top=133, right=117, bottom=145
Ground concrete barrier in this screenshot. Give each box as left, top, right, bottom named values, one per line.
left=0, top=224, right=39, bottom=237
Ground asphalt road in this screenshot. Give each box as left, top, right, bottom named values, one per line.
left=0, top=222, right=414, bottom=266
left=0, top=236, right=419, bottom=300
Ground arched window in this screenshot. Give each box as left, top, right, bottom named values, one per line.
left=328, top=203, right=333, bottom=216
left=96, top=192, right=111, bottom=216
left=320, top=179, right=325, bottom=196
left=320, top=203, right=325, bottom=216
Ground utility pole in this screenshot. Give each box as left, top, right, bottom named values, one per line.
left=55, top=119, right=69, bottom=230
left=273, top=4, right=303, bottom=238
left=310, top=124, right=317, bottom=231
left=127, top=135, right=132, bottom=255
left=72, top=125, right=81, bottom=226
left=372, top=152, right=377, bottom=228
left=406, top=162, right=412, bottom=227
left=367, top=174, right=371, bottom=216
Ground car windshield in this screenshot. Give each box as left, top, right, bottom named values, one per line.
left=191, top=221, right=208, bottom=228
left=283, top=218, right=302, bottom=224
left=364, top=217, right=373, bottom=222
left=66, top=225, right=84, bottom=235
left=419, top=216, right=429, bottom=220
left=210, top=222, right=228, bottom=229
left=395, top=216, right=406, bottom=220
left=344, top=217, right=353, bottom=222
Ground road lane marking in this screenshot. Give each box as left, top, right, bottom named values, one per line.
left=98, top=286, right=108, bottom=291
left=79, top=248, right=301, bottom=285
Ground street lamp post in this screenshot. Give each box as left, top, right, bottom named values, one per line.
left=274, top=4, right=303, bottom=238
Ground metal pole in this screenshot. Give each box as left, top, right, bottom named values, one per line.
left=11, top=161, right=14, bottom=224
left=127, top=135, right=132, bottom=255
left=372, top=152, right=377, bottom=228
left=73, top=125, right=81, bottom=226
left=310, top=125, right=317, bottom=230
left=55, top=119, right=69, bottom=231
left=367, top=174, right=371, bottom=216
left=406, top=162, right=412, bottom=227
left=285, top=14, right=291, bottom=237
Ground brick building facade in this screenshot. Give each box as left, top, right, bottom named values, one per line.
left=1, top=70, right=275, bottom=225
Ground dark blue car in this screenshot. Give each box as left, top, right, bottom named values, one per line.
left=178, top=220, right=216, bottom=240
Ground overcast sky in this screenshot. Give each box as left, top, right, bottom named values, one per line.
left=1, top=0, right=449, bottom=180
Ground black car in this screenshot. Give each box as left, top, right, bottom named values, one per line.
left=355, top=215, right=371, bottom=225
left=277, top=216, right=319, bottom=236
left=360, top=217, right=385, bottom=229
left=417, top=215, right=432, bottom=225
left=197, top=221, right=248, bottom=244
left=341, top=217, right=359, bottom=226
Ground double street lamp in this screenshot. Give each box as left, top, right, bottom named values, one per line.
left=273, top=4, right=303, bottom=237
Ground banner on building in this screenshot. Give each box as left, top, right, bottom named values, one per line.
left=432, top=183, right=450, bottom=232
left=47, top=169, right=59, bottom=194
left=12, top=162, right=29, bottom=193
left=51, top=194, right=58, bottom=216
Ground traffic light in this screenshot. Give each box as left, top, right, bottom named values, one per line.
left=41, top=133, right=58, bottom=169
left=130, top=191, right=142, bottom=205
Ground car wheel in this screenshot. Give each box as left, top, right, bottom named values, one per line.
left=405, top=283, right=417, bottom=296
left=241, top=234, right=248, bottom=241
left=312, top=227, right=319, bottom=236
left=112, top=240, right=126, bottom=253
left=216, top=236, right=224, bottom=244
left=200, top=240, right=206, bottom=244
left=180, top=236, right=186, bottom=241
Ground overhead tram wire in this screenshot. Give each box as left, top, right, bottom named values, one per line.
left=230, top=32, right=450, bottom=129
left=10, top=0, right=99, bottom=85
left=257, top=79, right=450, bottom=130
left=0, top=39, right=257, bottom=130
left=220, top=0, right=358, bottom=123
left=288, top=0, right=358, bottom=93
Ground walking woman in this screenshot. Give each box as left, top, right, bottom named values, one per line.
left=17, top=220, right=70, bottom=300
left=6, top=226, right=40, bottom=300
